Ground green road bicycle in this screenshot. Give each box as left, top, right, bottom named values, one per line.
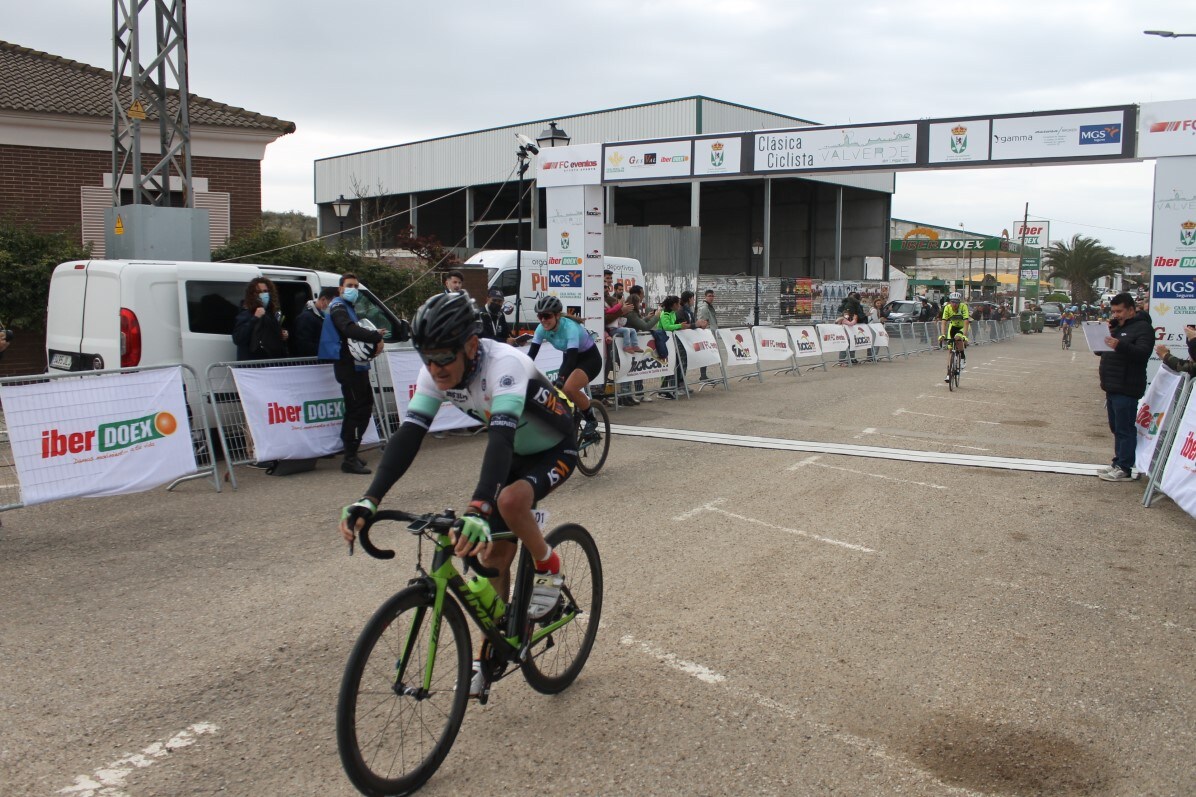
left=336, top=508, right=603, bottom=797
left=947, top=345, right=962, bottom=391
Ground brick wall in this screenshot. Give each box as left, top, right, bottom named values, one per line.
left=0, top=144, right=262, bottom=241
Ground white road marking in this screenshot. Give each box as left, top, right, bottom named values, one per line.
left=679, top=496, right=876, bottom=553
left=916, top=393, right=1006, bottom=406
left=609, top=425, right=1105, bottom=476
left=986, top=579, right=1196, bottom=635
left=793, top=454, right=948, bottom=490
left=893, top=408, right=1000, bottom=426
left=59, top=723, right=218, bottom=796
left=963, top=366, right=1032, bottom=374
left=621, top=635, right=985, bottom=797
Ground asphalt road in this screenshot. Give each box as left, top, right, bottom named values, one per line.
left=2, top=329, right=1193, bottom=797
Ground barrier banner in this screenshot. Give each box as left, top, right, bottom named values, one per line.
left=674, top=328, right=722, bottom=371
left=753, top=326, right=795, bottom=361
left=233, top=365, right=381, bottom=459
left=613, top=338, right=675, bottom=383
left=788, top=326, right=823, bottom=358
left=384, top=351, right=477, bottom=432
left=848, top=323, right=874, bottom=352
left=1, top=367, right=196, bottom=505
left=1158, top=389, right=1196, bottom=519
left=1135, top=366, right=1185, bottom=475
left=718, top=328, right=758, bottom=365
left=869, top=322, right=890, bottom=348
left=815, top=324, right=850, bottom=352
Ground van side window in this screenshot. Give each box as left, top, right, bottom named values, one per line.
left=353, top=288, right=406, bottom=342
left=494, top=269, right=518, bottom=296
left=184, top=281, right=242, bottom=335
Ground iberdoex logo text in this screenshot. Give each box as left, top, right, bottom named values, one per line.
left=1180, top=431, right=1196, bottom=462
left=267, top=399, right=345, bottom=425
left=41, top=411, right=178, bottom=458
left=1153, top=256, right=1196, bottom=268
left=1136, top=403, right=1164, bottom=435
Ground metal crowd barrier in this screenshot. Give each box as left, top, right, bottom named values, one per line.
left=1142, top=372, right=1194, bottom=509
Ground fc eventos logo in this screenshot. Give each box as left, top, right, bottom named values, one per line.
left=41, top=411, right=178, bottom=458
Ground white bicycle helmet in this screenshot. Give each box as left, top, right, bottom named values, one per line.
left=947, top=292, right=962, bottom=302
left=347, top=319, right=380, bottom=362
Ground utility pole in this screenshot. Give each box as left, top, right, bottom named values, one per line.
left=1014, top=202, right=1029, bottom=313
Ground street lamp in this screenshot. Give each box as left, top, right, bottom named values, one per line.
left=536, top=121, right=571, bottom=149
left=1144, top=30, right=1196, bottom=38
left=331, top=194, right=351, bottom=242
left=751, top=239, right=764, bottom=326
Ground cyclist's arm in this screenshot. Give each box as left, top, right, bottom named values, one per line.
left=470, top=395, right=524, bottom=511
left=362, top=391, right=439, bottom=503
left=558, top=346, right=579, bottom=380
left=526, top=324, right=546, bottom=360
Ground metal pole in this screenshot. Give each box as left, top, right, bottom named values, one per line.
left=514, top=155, right=528, bottom=332
left=1014, top=202, right=1029, bottom=313
left=754, top=258, right=760, bottom=327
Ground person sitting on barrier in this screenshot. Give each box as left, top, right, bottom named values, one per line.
left=654, top=296, right=691, bottom=399
left=604, top=273, right=640, bottom=354
left=232, top=277, right=289, bottom=361
left=836, top=294, right=863, bottom=366
left=294, top=287, right=338, bottom=358
left=697, top=289, right=719, bottom=382
left=1155, top=324, right=1196, bottom=375
left=622, top=286, right=659, bottom=403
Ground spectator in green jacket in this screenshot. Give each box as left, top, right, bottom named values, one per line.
left=1155, top=325, right=1196, bottom=375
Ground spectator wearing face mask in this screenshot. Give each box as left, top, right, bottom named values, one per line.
left=232, top=277, right=289, bottom=361
left=479, top=288, right=515, bottom=344
left=294, top=287, right=340, bottom=357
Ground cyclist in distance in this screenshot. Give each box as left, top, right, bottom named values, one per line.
left=339, top=291, right=575, bottom=616
left=1062, top=306, right=1078, bottom=346
left=521, top=294, right=603, bottom=442
left=940, top=292, right=970, bottom=381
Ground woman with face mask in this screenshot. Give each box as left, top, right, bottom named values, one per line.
left=232, top=277, right=289, bottom=360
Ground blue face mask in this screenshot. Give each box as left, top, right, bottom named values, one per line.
left=258, top=292, right=270, bottom=307
left=342, top=287, right=360, bottom=303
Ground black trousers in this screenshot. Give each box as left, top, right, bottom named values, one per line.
left=334, top=361, right=374, bottom=455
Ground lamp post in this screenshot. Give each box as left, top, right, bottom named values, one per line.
left=537, top=121, right=570, bottom=149
left=1144, top=30, right=1196, bottom=38
left=331, top=194, right=350, bottom=244
left=510, top=123, right=571, bottom=332
left=751, top=239, right=764, bottom=326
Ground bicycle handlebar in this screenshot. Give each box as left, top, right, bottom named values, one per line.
left=356, top=509, right=503, bottom=578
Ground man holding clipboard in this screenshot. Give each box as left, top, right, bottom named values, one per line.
left=1091, top=293, right=1153, bottom=482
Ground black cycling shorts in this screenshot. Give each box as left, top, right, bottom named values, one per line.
left=488, top=436, right=577, bottom=533
left=570, top=346, right=603, bottom=383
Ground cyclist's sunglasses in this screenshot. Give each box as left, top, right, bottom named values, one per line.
left=537, top=312, right=557, bottom=320
left=418, top=348, right=461, bottom=367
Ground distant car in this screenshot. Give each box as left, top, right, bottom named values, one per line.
left=882, top=299, right=921, bottom=322
left=1040, top=302, right=1065, bottom=327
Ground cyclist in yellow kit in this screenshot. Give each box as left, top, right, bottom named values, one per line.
left=939, top=292, right=970, bottom=382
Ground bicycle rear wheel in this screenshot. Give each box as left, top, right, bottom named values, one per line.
left=576, top=401, right=610, bottom=477
left=951, top=351, right=961, bottom=390
left=521, top=523, right=603, bottom=694
left=337, top=586, right=471, bottom=797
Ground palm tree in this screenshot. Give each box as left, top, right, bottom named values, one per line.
left=1042, top=235, right=1123, bottom=303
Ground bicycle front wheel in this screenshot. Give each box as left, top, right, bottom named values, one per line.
left=337, top=586, right=471, bottom=797
left=522, top=523, right=603, bottom=694
left=576, top=401, right=610, bottom=477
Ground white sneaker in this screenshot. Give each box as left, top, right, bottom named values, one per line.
left=528, top=573, right=564, bottom=620
left=1098, top=468, right=1135, bottom=482
left=469, top=660, right=488, bottom=698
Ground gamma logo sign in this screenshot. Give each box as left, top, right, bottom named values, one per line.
left=41, top=411, right=178, bottom=459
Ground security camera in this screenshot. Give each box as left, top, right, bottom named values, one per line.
left=515, top=133, right=540, bottom=155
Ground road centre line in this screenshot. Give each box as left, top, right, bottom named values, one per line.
left=676, top=497, right=875, bottom=553
left=619, top=634, right=986, bottom=797
left=791, top=454, right=948, bottom=490
left=59, top=723, right=219, bottom=796
left=893, top=408, right=1001, bottom=426
left=610, top=424, right=1104, bottom=476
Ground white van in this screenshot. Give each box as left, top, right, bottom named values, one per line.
left=464, top=249, right=644, bottom=327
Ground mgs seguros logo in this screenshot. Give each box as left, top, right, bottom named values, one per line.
left=42, top=411, right=179, bottom=459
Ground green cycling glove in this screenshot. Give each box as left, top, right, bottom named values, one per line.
left=341, top=498, right=377, bottom=529
left=455, top=514, right=492, bottom=545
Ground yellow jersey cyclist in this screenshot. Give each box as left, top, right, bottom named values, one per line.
left=339, top=291, right=577, bottom=687
left=939, top=292, right=970, bottom=381
left=522, top=294, right=603, bottom=443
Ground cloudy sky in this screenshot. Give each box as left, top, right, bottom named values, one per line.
left=9, top=1, right=1195, bottom=255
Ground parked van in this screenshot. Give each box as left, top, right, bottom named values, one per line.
left=464, top=249, right=644, bottom=327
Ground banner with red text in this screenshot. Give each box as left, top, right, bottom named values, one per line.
left=815, top=324, right=850, bottom=352
left=674, top=328, right=722, bottom=371
left=1135, top=366, right=1185, bottom=475
left=718, top=328, right=759, bottom=365
left=1158, top=387, right=1196, bottom=519
left=788, top=325, right=824, bottom=358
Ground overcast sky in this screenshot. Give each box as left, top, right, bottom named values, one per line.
left=9, top=1, right=1195, bottom=255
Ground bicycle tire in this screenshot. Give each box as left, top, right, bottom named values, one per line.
left=952, top=351, right=961, bottom=390
left=337, top=586, right=471, bottom=797
left=576, top=401, right=610, bottom=477
left=521, top=523, right=603, bottom=694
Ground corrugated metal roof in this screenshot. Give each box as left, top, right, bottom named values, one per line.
left=315, top=96, right=818, bottom=201
left=0, top=40, right=295, bottom=134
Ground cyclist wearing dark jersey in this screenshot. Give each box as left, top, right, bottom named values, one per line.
left=523, top=294, right=603, bottom=441
left=339, top=291, right=574, bottom=609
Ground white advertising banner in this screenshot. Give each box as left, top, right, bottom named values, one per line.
left=582, top=183, right=606, bottom=378
left=847, top=323, right=874, bottom=352
left=991, top=110, right=1127, bottom=161
left=234, top=365, right=381, bottom=460
left=674, top=328, right=722, bottom=371
left=1138, top=100, right=1196, bottom=158
left=613, top=339, right=675, bottom=384
left=717, top=328, right=759, bottom=365
left=535, top=143, right=602, bottom=187
left=1, top=367, right=196, bottom=506
left=1158, top=388, right=1196, bottom=520
left=383, top=351, right=478, bottom=433
left=693, top=136, right=742, bottom=176
left=868, top=322, right=890, bottom=349
left=545, top=185, right=586, bottom=318
left=928, top=119, right=991, bottom=164
left=1150, top=156, right=1196, bottom=354
left=1012, top=221, right=1050, bottom=250
left=754, top=124, right=918, bottom=172
left=816, top=324, right=850, bottom=352
left=603, top=140, right=692, bottom=181
left=1134, top=366, right=1185, bottom=475
left=788, top=325, right=824, bottom=358
left=753, top=326, right=795, bottom=361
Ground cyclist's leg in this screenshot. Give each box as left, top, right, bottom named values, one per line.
left=495, top=442, right=577, bottom=575
left=563, top=367, right=591, bottom=413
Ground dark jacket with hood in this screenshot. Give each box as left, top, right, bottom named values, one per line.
left=1098, top=310, right=1154, bottom=398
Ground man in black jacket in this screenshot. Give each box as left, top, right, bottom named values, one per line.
left=1096, top=292, right=1154, bottom=482
left=478, top=288, right=514, bottom=344
left=294, top=287, right=338, bottom=357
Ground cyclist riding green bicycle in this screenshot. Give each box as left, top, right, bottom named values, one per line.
left=339, top=290, right=575, bottom=631
left=520, top=294, right=603, bottom=442
left=939, top=292, right=970, bottom=381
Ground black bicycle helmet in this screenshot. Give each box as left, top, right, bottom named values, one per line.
left=411, top=291, right=480, bottom=350
left=534, top=294, right=563, bottom=315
